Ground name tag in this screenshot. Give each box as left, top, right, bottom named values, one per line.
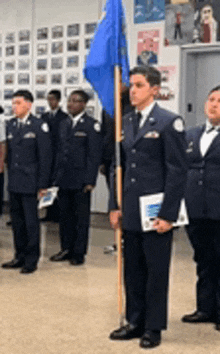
left=23, top=132, right=36, bottom=138
left=74, top=131, right=87, bottom=137
left=144, top=131, right=160, bottom=138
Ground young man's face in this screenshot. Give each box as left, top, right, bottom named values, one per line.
left=12, top=96, right=32, bottom=119
left=67, top=94, right=86, bottom=116
left=205, top=90, right=220, bottom=126
left=129, top=74, right=159, bottom=111
left=47, top=94, right=59, bottom=110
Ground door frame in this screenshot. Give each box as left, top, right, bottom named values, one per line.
left=180, top=43, right=220, bottom=120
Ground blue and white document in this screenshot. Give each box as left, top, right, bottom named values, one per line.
left=38, top=187, right=59, bottom=210
left=139, top=193, right=188, bottom=232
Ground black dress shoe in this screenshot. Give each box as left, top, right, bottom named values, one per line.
left=109, top=323, right=144, bottom=340
left=69, top=257, right=85, bottom=266
left=2, top=259, right=24, bottom=269
left=50, top=250, right=70, bottom=262
left=140, top=331, right=161, bottom=349
left=20, top=266, right=37, bottom=274
left=215, top=323, right=220, bottom=331
left=182, top=311, right=214, bottom=323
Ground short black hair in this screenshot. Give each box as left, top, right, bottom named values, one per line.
left=70, top=90, right=90, bottom=103
left=208, top=85, right=220, bottom=96
left=48, top=90, right=61, bottom=101
left=13, top=90, right=34, bottom=103
left=129, top=66, right=161, bottom=87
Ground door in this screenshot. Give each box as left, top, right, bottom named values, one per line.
left=180, top=45, right=220, bottom=128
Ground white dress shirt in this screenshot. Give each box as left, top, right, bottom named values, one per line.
left=200, top=119, right=220, bottom=157
left=69, top=111, right=85, bottom=128
left=137, top=101, right=156, bottom=129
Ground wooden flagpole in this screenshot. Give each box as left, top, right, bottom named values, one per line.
left=114, top=65, right=124, bottom=326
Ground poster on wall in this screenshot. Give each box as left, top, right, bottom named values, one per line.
left=193, top=0, right=220, bottom=43
left=137, top=30, right=160, bottom=66
left=155, top=65, right=176, bottom=101
left=164, top=0, right=194, bottom=46
left=134, top=0, right=165, bottom=24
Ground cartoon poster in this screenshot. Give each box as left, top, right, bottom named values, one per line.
left=164, top=0, right=194, bottom=46
left=193, top=0, right=220, bottom=43
left=137, top=30, right=160, bottom=66
left=156, top=65, right=176, bottom=101
left=134, top=0, right=165, bottom=24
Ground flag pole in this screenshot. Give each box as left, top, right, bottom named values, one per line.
left=114, top=65, right=124, bottom=326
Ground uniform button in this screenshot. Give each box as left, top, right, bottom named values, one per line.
left=15, top=163, right=18, bottom=166
left=131, top=178, right=136, bottom=183
left=198, top=181, right=203, bottom=185
left=132, top=149, right=136, bottom=153
left=200, top=169, right=203, bottom=174
left=131, top=163, right=136, bottom=168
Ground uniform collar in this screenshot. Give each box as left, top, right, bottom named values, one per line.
left=17, top=112, right=31, bottom=125
left=69, top=110, right=85, bottom=127
left=135, top=101, right=156, bottom=128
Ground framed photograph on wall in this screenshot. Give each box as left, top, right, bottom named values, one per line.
left=4, top=105, right=13, bottom=116
left=37, top=43, right=48, bottom=56
left=18, top=59, right=30, bottom=70
left=67, top=24, right=80, bottom=37
left=67, top=39, right=79, bottom=51
left=37, top=28, right=48, bottom=40
left=19, top=30, right=30, bottom=41
left=4, top=74, right=14, bottom=85
left=36, top=74, right=47, bottom=85
left=85, top=38, right=92, bottom=50
left=66, top=72, right=79, bottom=85
left=4, top=89, right=14, bottom=100
left=51, top=73, right=62, bottom=84
left=5, top=60, right=15, bottom=70
left=36, top=90, right=47, bottom=100
left=51, top=57, right=63, bottom=69
left=5, top=32, right=15, bottom=43
left=85, top=23, right=97, bottom=34
left=67, top=55, right=79, bottom=67
left=52, top=41, right=63, bottom=54
left=19, top=44, right=29, bottom=56
left=18, top=73, right=30, bottom=85
left=6, top=46, right=15, bottom=56
left=85, top=105, right=95, bottom=117
left=35, top=106, right=46, bottom=116
left=52, top=25, right=63, bottom=39
left=37, top=59, right=47, bottom=70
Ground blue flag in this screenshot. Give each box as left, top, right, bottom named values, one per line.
left=84, top=0, right=130, bottom=118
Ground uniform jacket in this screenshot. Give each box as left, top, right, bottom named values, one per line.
left=6, top=114, right=52, bottom=194
left=185, top=125, right=220, bottom=219
left=109, top=103, right=188, bottom=231
left=41, top=108, right=68, bottom=157
left=53, top=113, right=102, bottom=189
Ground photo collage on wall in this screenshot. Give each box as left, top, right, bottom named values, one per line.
left=0, top=21, right=98, bottom=118
left=34, top=22, right=98, bottom=117
left=164, top=0, right=220, bottom=46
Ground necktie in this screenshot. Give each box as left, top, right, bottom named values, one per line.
left=206, top=126, right=215, bottom=133
left=133, top=112, right=142, bottom=137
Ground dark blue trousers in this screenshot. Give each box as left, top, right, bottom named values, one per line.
left=58, top=188, right=91, bottom=258
left=124, top=230, right=173, bottom=331
left=186, top=219, right=220, bottom=322
left=10, top=192, right=40, bottom=268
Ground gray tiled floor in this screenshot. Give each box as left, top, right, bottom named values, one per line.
left=0, top=214, right=220, bottom=354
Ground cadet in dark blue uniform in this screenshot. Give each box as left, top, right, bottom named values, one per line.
left=1, top=90, right=52, bottom=274
left=109, top=66, right=188, bottom=349
left=182, top=86, right=220, bottom=331
left=41, top=90, right=68, bottom=222
left=51, top=90, right=102, bottom=265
